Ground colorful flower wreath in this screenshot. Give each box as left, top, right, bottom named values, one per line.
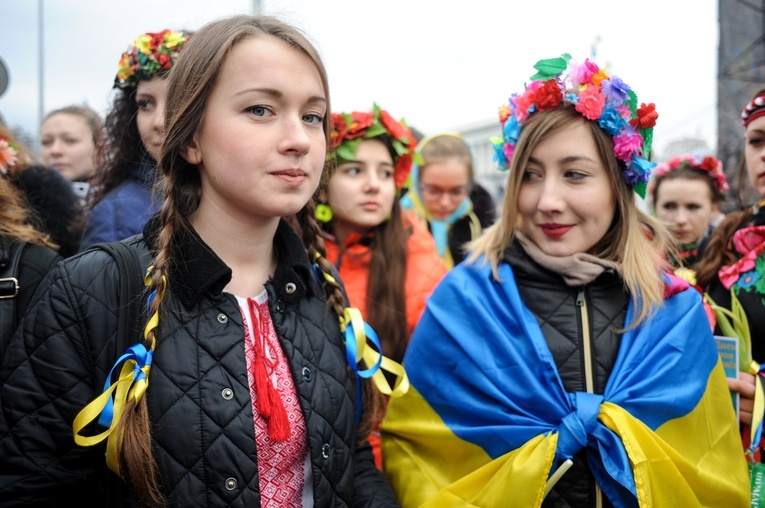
left=651, top=154, right=729, bottom=197
left=0, top=138, right=19, bottom=175
left=114, top=29, right=191, bottom=89
left=329, top=103, right=422, bottom=190
left=491, top=54, right=659, bottom=199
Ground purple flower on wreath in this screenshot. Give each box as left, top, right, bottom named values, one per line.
left=629, top=155, right=655, bottom=184
left=601, top=76, right=631, bottom=106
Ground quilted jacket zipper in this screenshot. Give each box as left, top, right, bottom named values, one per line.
left=576, top=287, right=602, bottom=508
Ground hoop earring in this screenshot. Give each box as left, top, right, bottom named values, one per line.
left=315, top=203, right=333, bottom=223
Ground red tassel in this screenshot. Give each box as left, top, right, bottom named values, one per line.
left=267, top=381, right=290, bottom=442
left=254, top=355, right=271, bottom=418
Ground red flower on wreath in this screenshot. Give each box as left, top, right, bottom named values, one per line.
left=534, top=80, right=563, bottom=110
left=380, top=109, right=412, bottom=144
left=395, top=154, right=412, bottom=189
left=330, top=114, right=347, bottom=149
left=630, top=103, right=658, bottom=129
left=346, top=112, right=374, bottom=140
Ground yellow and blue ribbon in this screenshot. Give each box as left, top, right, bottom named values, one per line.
left=313, top=259, right=409, bottom=414
left=73, top=266, right=165, bottom=476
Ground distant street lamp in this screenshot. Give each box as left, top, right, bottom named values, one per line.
left=37, top=0, right=44, bottom=146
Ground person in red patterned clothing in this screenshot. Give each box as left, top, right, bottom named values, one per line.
left=0, top=15, right=400, bottom=507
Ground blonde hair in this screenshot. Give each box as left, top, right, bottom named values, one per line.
left=469, top=106, right=669, bottom=325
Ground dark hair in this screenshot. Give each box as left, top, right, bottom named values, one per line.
left=651, top=166, right=721, bottom=206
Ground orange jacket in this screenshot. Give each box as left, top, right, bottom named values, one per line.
left=324, top=211, right=448, bottom=338
left=324, top=212, right=448, bottom=469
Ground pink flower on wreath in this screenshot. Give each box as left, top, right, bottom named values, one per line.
left=574, top=85, right=606, bottom=120
left=569, top=58, right=599, bottom=87
left=513, top=90, right=536, bottom=122
left=0, top=139, right=18, bottom=175
left=503, top=143, right=515, bottom=163
left=613, top=131, right=643, bottom=162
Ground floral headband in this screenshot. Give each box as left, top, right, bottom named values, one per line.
left=742, top=91, right=765, bottom=127
left=329, top=103, right=422, bottom=189
left=114, top=29, right=191, bottom=89
left=651, top=154, right=729, bottom=198
left=491, top=54, right=659, bottom=199
left=0, top=138, right=19, bottom=175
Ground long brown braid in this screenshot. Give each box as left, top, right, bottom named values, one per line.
left=100, top=14, right=336, bottom=506
left=296, top=201, right=386, bottom=440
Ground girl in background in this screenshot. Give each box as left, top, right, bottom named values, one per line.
left=0, top=15, right=399, bottom=507
left=2, top=123, right=82, bottom=257
left=40, top=104, right=103, bottom=201
left=78, top=29, right=191, bottom=251
left=318, top=105, right=447, bottom=467
left=401, top=133, right=496, bottom=268
left=649, top=154, right=728, bottom=288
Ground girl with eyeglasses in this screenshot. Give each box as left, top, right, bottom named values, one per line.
left=401, top=133, right=496, bottom=268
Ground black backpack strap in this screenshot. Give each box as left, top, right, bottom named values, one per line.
left=0, top=236, right=25, bottom=357
left=90, top=241, right=146, bottom=352
left=88, top=241, right=146, bottom=505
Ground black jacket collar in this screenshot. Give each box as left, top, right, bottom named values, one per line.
left=143, top=214, right=316, bottom=309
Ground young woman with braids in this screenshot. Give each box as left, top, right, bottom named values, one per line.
left=317, top=105, right=448, bottom=468
left=0, top=14, right=399, bottom=508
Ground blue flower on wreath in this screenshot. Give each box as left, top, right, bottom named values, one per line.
left=598, top=104, right=627, bottom=136
left=738, top=269, right=760, bottom=289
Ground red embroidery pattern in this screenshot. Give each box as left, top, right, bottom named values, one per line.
left=241, top=295, right=307, bottom=507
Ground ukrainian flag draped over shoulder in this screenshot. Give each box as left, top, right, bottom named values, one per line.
left=381, top=257, right=749, bottom=507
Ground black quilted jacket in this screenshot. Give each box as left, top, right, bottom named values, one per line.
left=0, top=216, right=399, bottom=507
left=505, top=240, right=628, bottom=508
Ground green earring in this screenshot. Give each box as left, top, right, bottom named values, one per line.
left=315, top=203, right=333, bottom=223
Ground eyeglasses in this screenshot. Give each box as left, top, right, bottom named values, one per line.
left=421, top=184, right=471, bottom=202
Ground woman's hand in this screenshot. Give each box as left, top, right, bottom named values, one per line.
left=727, top=371, right=756, bottom=424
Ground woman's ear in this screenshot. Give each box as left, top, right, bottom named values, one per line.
left=181, top=134, right=201, bottom=165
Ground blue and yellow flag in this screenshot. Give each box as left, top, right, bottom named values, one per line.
left=381, top=259, right=749, bottom=507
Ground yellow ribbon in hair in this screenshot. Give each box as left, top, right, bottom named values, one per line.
left=315, top=257, right=409, bottom=397
left=73, top=267, right=165, bottom=476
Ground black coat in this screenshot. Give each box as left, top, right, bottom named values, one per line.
left=447, top=183, right=496, bottom=266
left=505, top=240, right=627, bottom=508
left=0, top=216, right=399, bottom=507
left=0, top=235, right=61, bottom=358
left=12, top=164, right=83, bottom=258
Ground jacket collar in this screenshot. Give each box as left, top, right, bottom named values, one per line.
left=143, top=214, right=316, bottom=309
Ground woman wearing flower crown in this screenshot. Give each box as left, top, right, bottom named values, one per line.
left=649, top=154, right=729, bottom=286
left=317, top=104, right=447, bottom=469
left=0, top=126, right=61, bottom=358
left=78, top=29, right=192, bottom=251
left=381, top=54, right=748, bottom=507
left=0, top=15, right=401, bottom=507
left=696, top=88, right=765, bottom=457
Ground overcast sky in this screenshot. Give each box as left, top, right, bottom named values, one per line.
left=0, top=0, right=719, bottom=159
